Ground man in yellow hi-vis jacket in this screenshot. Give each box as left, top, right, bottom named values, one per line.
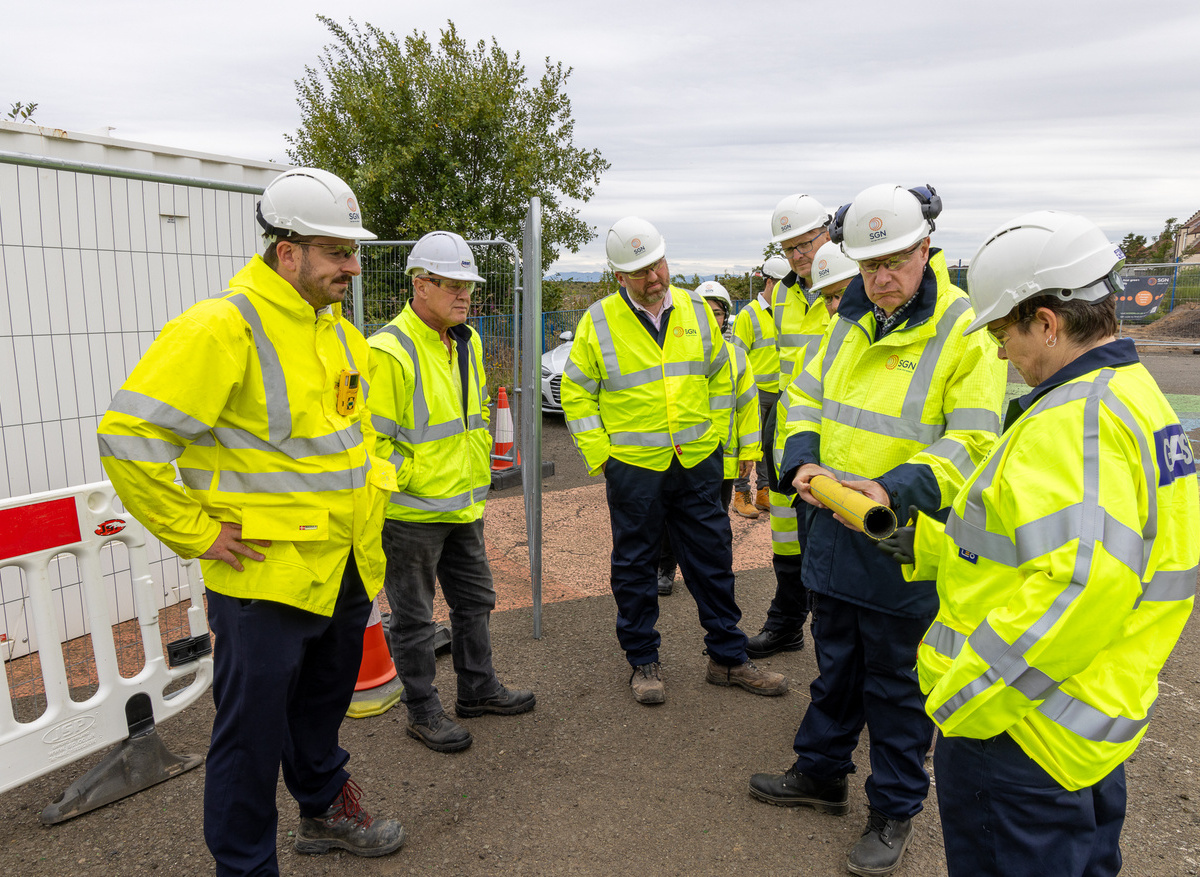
left=750, top=184, right=1006, bottom=877
left=97, top=169, right=405, bottom=876
left=883, top=211, right=1199, bottom=876
left=561, top=217, right=788, bottom=707
left=368, top=231, right=534, bottom=756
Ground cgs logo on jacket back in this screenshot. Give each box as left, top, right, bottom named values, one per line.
left=1155, top=423, right=1196, bottom=486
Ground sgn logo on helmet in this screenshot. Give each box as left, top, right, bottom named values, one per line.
left=346, top=197, right=361, bottom=223
left=868, top=216, right=886, bottom=242
left=630, top=237, right=645, bottom=257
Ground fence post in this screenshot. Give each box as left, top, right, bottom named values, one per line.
left=522, top=199, right=544, bottom=639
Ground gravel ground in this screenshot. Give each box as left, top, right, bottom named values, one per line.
left=2, top=355, right=1197, bottom=876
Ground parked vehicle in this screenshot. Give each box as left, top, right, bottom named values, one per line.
left=540, top=330, right=573, bottom=414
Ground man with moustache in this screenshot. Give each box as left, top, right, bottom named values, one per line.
left=560, top=217, right=788, bottom=705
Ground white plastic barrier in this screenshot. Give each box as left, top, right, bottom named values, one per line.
left=0, top=481, right=212, bottom=820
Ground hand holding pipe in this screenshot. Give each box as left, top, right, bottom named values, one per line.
left=808, top=475, right=898, bottom=541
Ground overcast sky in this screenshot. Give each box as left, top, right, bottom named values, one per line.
left=5, top=0, right=1199, bottom=276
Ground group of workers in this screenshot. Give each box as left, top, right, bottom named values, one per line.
left=561, top=185, right=1198, bottom=877
left=93, top=165, right=1197, bottom=877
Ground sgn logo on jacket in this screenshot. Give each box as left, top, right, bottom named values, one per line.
left=1155, top=423, right=1196, bottom=486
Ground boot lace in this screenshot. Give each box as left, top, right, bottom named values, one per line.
left=330, top=779, right=373, bottom=829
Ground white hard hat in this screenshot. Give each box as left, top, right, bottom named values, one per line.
left=606, top=217, right=666, bottom=273
left=770, top=194, right=829, bottom=244
left=762, top=255, right=790, bottom=280
left=406, top=231, right=486, bottom=282
left=964, top=211, right=1125, bottom=334
left=257, top=167, right=376, bottom=241
left=834, top=184, right=941, bottom=261
left=696, top=280, right=733, bottom=312
left=810, top=241, right=860, bottom=292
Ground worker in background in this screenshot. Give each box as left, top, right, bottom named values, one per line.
left=749, top=184, right=1007, bottom=877
left=879, top=211, right=1198, bottom=876
left=657, top=281, right=761, bottom=596
left=744, top=195, right=832, bottom=661
left=369, top=231, right=535, bottom=754
left=561, top=217, right=788, bottom=705
left=809, top=241, right=858, bottom=317
left=731, top=255, right=790, bottom=519
left=97, top=168, right=405, bottom=875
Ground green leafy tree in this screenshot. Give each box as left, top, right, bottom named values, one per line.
left=1120, top=232, right=1148, bottom=261
left=286, top=17, right=609, bottom=274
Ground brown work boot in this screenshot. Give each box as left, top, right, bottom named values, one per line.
left=733, top=491, right=760, bottom=519
left=630, top=662, right=665, bottom=704
left=705, top=658, right=788, bottom=696
left=754, top=487, right=770, bottom=511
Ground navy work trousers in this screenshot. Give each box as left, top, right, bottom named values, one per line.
left=934, top=731, right=1125, bottom=877
left=381, top=517, right=500, bottom=721
left=605, top=450, right=748, bottom=667
left=762, top=549, right=809, bottom=634
left=204, top=552, right=370, bottom=877
left=791, top=592, right=935, bottom=819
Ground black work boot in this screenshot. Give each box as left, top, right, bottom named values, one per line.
left=846, top=808, right=913, bottom=876
left=746, top=627, right=805, bottom=659
left=748, top=765, right=849, bottom=815
left=406, top=710, right=473, bottom=752
left=294, top=779, right=406, bottom=858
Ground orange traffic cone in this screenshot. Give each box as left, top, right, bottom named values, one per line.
left=347, top=596, right=404, bottom=718
left=491, top=386, right=519, bottom=470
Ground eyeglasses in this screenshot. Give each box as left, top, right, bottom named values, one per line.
left=624, top=258, right=665, bottom=281
left=780, top=234, right=825, bottom=257
left=986, top=315, right=1023, bottom=347
left=292, top=241, right=360, bottom=263
left=419, top=275, right=476, bottom=295
left=858, top=241, right=924, bottom=275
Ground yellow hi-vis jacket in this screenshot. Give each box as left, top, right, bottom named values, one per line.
left=724, top=345, right=762, bottom=479
left=97, top=255, right=395, bottom=615
left=779, top=250, right=1006, bottom=616
left=909, top=340, right=1199, bottom=790
left=733, top=295, right=780, bottom=394
left=367, top=305, right=492, bottom=524
left=561, top=286, right=732, bottom=476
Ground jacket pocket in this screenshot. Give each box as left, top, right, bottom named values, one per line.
left=241, top=506, right=329, bottom=541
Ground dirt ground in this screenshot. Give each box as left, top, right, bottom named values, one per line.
left=1, top=345, right=1198, bottom=876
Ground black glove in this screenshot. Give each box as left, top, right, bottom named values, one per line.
left=877, top=505, right=919, bottom=565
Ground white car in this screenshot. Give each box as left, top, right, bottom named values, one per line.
left=540, top=330, right=574, bottom=414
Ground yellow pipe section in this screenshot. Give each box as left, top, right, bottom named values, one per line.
left=809, top=475, right=898, bottom=541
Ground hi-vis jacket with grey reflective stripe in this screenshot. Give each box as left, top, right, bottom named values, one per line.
left=779, top=253, right=1006, bottom=616
left=771, top=272, right=829, bottom=390
left=97, top=255, right=395, bottom=616
left=560, top=286, right=732, bottom=475
left=367, top=305, right=492, bottom=524
left=910, top=340, right=1199, bottom=791
left=723, top=345, right=762, bottom=479
left=733, top=296, right=780, bottom=394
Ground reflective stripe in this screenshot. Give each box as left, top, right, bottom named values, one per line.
left=708, top=338, right=728, bottom=379
left=211, top=424, right=362, bottom=458
left=179, top=467, right=213, bottom=490
left=922, top=435, right=976, bottom=479
left=778, top=333, right=806, bottom=348
left=588, top=300, right=623, bottom=380
left=390, top=486, right=487, bottom=513
left=218, top=464, right=368, bottom=494
left=792, top=369, right=823, bottom=402
left=900, top=297, right=969, bottom=423
left=377, top=324, right=484, bottom=446
left=923, top=620, right=967, bottom=658
left=821, top=321, right=853, bottom=381
left=228, top=294, right=293, bottom=445
left=772, top=527, right=800, bottom=546
left=1037, top=689, right=1153, bottom=744
left=736, top=385, right=757, bottom=408
left=947, top=407, right=1002, bottom=433
left=822, top=401, right=945, bottom=445
left=609, top=421, right=709, bottom=447
left=969, top=621, right=1059, bottom=701
left=733, top=336, right=751, bottom=353
left=563, top=359, right=599, bottom=395
left=373, top=413, right=401, bottom=440
left=710, top=393, right=734, bottom=409
left=567, top=414, right=604, bottom=434
left=108, top=389, right=212, bottom=441
left=98, top=433, right=184, bottom=463
left=750, top=338, right=775, bottom=350
left=769, top=502, right=796, bottom=520
left=1139, top=567, right=1197, bottom=603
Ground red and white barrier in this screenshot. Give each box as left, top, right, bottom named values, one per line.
left=0, top=482, right=212, bottom=821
